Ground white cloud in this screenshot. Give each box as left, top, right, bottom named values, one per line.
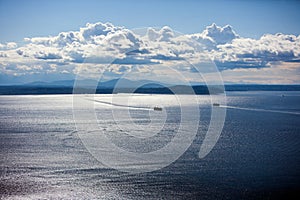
left=146, top=26, right=174, bottom=42
left=188, top=23, right=239, bottom=50
left=6, top=42, right=17, bottom=49
left=0, top=22, right=300, bottom=84
left=0, top=42, right=17, bottom=49
left=214, top=32, right=300, bottom=70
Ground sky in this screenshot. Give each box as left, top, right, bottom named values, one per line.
left=1, top=0, right=300, bottom=42
left=0, top=0, right=300, bottom=84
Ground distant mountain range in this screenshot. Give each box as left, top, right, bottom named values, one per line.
left=23, top=78, right=170, bottom=88
left=0, top=78, right=300, bottom=95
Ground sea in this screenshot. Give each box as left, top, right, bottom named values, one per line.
left=0, top=91, right=300, bottom=199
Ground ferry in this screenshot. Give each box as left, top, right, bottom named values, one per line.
left=153, top=106, right=163, bottom=111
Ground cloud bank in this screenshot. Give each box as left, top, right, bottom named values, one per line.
left=0, top=22, right=299, bottom=84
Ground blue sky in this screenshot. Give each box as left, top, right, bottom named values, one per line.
left=1, top=0, right=300, bottom=43
left=0, top=0, right=300, bottom=84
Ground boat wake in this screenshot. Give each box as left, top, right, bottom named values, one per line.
left=220, top=105, right=300, bottom=116
left=87, top=98, right=152, bottom=111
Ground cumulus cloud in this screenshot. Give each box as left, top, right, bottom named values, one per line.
left=25, top=22, right=123, bottom=47
left=19, top=22, right=146, bottom=65
left=188, top=23, right=239, bottom=50
left=0, top=42, right=17, bottom=49
left=147, top=26, right=174, bottom=42
left=215, top=33, right=300, bottom=70
left=0, top=22, right=300, bottom=84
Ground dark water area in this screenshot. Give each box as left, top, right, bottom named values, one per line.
left=1, top=84, right=300, bottom=95
left=0, top=92, right=299, bottom=199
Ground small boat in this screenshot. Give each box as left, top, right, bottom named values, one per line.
left=153, top=106, right=163, bottom=111
left=213, top=103, right=220, bottom=107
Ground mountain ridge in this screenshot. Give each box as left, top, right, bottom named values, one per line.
left=21, top=78, right=171, bottom=88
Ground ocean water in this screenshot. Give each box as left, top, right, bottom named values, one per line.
left=0, top=91, right=300, bottom=199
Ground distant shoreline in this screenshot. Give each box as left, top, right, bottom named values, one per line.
left=1, top=85, right=300, bottom=95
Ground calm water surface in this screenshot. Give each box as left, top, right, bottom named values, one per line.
left=0, top=92, right=299, bottom=199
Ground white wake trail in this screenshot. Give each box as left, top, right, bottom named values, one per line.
left=87, top=98, right=152, bottom=111
left=220, top=105, right=300, bottom=116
